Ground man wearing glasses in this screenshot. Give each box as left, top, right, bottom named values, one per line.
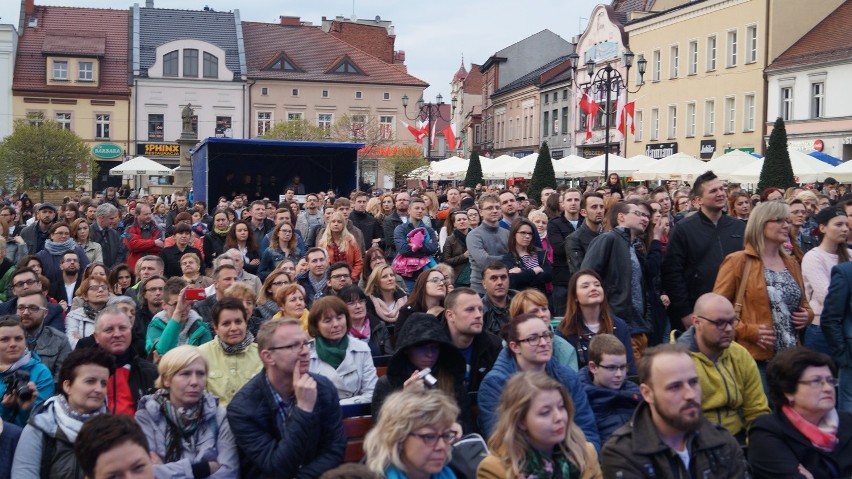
left=15, top=288, right=71, bottom=380
left=467, top=193, right=509, bottom=294
left=227, top=317, right=345, bottom=477
left=676, top=293, right=769, bottom=443
left=0, top=267, right=65, bottom=332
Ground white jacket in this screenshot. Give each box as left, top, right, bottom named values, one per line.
left=309, top=335, right=377, bottom=405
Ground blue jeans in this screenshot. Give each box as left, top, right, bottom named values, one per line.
left=803, top=324, right=831, bottom=355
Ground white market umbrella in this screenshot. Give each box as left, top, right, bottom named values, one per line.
left=430, top=156, right=469, bottom=180
left=579, top=154, right=655, bottom=177
left=632, top=152, right=708, bottom=181
left=827, top=160, right=852, bottom=183
left=406, top=164, right=433, bottom=180
left=482, top=154, right=519, bottom=179
left=109, top=156, right=174, bottom=176
left=704, top=149, right=760, bottom=181
left=554, top=155, right=591, bottom=177
left=728, top=149, right=830, bottom=184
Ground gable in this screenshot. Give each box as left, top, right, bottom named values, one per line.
left=326, top=55, right=365, bottom=75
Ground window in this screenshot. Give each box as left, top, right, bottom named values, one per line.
left=561, top=107, right=568, bottom=134
left=725, top=97, right=735, bottom=133
left=53, top=60, right=68, bottom=80
left=95, top=114, right=110, bottom=139
left=686, top=103, right=696, bottom=137
left=55, top=113, right=71, bottom=130
left=256, top=111, right=272, bottom=136
left=726, top=30, right=737, bottom=67
left=650, top=108, right=659, bottom=140
left=544, top=93, right=549, bottom=104
left=707, top=35, right=717, bottom=71
left=292, top=88, right=299, bottom=96
left=378, top=116, right=393, bottom=140
left=164, top=50, right=178, bottom=77
left=551, top=109, right=558, bottom=135
left=508, top=119, right=513, bottom=141
left=331, top=58, right=364, bottom=74
left=635, top=110, right=643, bottom=141
left=652, top=50, right=661, bottom=82
left=704, top=100, right=715, bottom=135
left=474, top=124, right=481, bottom=144
left=261, top=87, right=269, bottom=96
left=351, top=115, right=366, bottom=139
left=688, top=41, right=698, bottom=75
left=746, top=25, right=758, bottom=64
left=562, top=89, right=568, bottom=100
left=183, top=49, right=198, bottom=77
left=318, top=113, right=332, bottom=136
left=78, top=62, right=93, bottom=81
left=203, top=52, right=218, bottom=78
left=543, top=111, right=549, bottom=137
left=383, top=92, right=390, bottom=100
left=670, top=45, right=679, bottom=78
left=27, top=112, right=44, bottom=127
left=215, top=116, right=232, bottom=137
left=322, top=90, right=329, bottom=98
left=744, top=94, right=755, bottom=131
left=812, top=82, right=825, bottom=118
left=781, top=87, right=793, bottom=121
left=355, top=91, right=363, bottom=100
left=148, top=114, right=164, bottom=141
left=668, top=105, right=677, bottom=139
left=287, top=112, right=303, bottom=121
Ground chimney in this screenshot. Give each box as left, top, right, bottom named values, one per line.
left=145, top=0, right=153, bottom=6
left=24, top=0, right=35, bottom=16
left=279, top=15, right=300, bottom=26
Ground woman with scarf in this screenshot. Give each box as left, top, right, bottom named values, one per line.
left=308, top=296, right=378, bottom=405
left=749, top=347, right=852, bottom=478
left=317, top=211, right=363, bottom=281
left=255, top=270, right=290, bottom=323
left=146, top=278, right=212, bottom=359
left=136, top=345, right=239, bottom=478
left=202, top=210, right=230, bottom=270
left=338, top=284, right=392, bottom=357
left=65, top=276, right=111, bottom=349
left=478, top=372, right=601, bottom=479
left=198, top=297, right=262, bottom=407
left=364, top=264, right=408, bottom=325
left=442, top=209, right=472, bottom=288
left=11, top=348, right=113, bottom=478
left=36, top=222, right=90, bottom=289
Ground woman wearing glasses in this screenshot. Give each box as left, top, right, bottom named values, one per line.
left=502, top=218, right=552, bottom=294
left=715, top=201, right=813, bottom=380
left=307, top=296, right=378, bottom=405
left=36, top=222, right=90, bottom=290
left=371, top=312, right=472, bottom=433
left=65, top=276, right=110, bottom=348
left=478, top=372, right=601, bottom=479
left=365, top=388, right=460, bottom=479
left=478, top=313, right=601, bottom=451
left=396, top=269, right=448, bottom=332
left=255, top=270, right=290, bottom=322
left=748, top=347, right=852, bottom=478
left=338, top=285, right=392, bottom=356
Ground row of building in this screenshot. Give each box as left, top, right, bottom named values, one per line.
left=454, top=0, right=852, bottom=169
left=0, top=0, right=431, bottom=193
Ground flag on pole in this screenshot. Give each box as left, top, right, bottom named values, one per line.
left=442, top=123, right=457, bottom=152
left=401, top=120, right=426, bottom=143
left=578, top=87, right=599, bottom=141
left=618, top=101, right=636, bottom=136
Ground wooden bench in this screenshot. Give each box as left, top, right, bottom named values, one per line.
left=343, top=415, right=374, bottom=462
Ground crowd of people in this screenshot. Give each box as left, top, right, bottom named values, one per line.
left=0, top=174, right=851, bottom=478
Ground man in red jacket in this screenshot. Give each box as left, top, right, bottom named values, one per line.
left=123, top=204, right=164, bottom=270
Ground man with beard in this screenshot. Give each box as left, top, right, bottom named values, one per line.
left=19, top=203, right=56, bottom=254
left=566, top=192, right=605, bottom=280
left=16, top=289, right=71, bottom=381
left=676, top=293, right=769, bottom=442
left=442, top=288, right=500, bottom=394
left=48, top=250, right=83, bottom=309
left=601, top=344, right=746, bottom=478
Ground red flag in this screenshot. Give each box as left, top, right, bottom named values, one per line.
left=442, top=124, right=457, bottom=152
left=402, top=121, right=425, bottom=143
left=619, top=101, right=635, bottom=135
left=579, top=88, right=598, bottom=141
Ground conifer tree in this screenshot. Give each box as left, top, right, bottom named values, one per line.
left=527, top=142, right=556, bottom=204
left=464, top=151, right=483, bottom=188
left=759, top=117, right=795, bottom=192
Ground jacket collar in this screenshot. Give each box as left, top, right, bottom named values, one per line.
left=628, top=401, right=729, bottom=455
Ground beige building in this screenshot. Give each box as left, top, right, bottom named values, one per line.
left=623, top=0, right=843, bottom=163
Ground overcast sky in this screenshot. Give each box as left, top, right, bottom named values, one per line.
left=1, top=0, right=603, bottom=99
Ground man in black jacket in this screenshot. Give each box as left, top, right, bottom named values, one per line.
left=382, top=191, right=409, bottom=259
left=350, top=191, right=382, bottom=252
left=547, top=188, right=583, bottom=316
left=443, top=288, right=501, bottom=394
left=662, top=171, right=744, bottom=331
left=566, top=192, right=605, bottom=278
left=90, top=203, right=124, bottom=268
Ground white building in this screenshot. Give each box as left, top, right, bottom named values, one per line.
left=0, top=24, right=17, bottom=140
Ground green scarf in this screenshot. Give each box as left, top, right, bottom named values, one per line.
left=315, top=335, right=349, bottom=369
left=522, top=448, right=578, bottom=479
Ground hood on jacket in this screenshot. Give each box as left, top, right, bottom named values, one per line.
left=387, top=313, right=464, bottom=385
left=577, top=365, right=642, bottom=400
left=676, top=326, right=701, bottom=353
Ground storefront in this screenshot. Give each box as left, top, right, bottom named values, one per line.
left=136, top=142, right=180, bottom=186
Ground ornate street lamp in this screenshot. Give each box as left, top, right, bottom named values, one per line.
left=402, top=93, right=457, bottom=161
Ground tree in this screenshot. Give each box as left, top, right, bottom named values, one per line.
left=386, top=145, right=427, bottom=186
left=263, top=118, right=325, bottom=141
left=527, top=142, right=556, bottom=204
left=464, top=151, right=483, bottom=188
left=759, top=117, right=795, bottom=192
left=0, top=118, right=93, bottom=202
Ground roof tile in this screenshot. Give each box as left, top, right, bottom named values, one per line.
left=766, top=1, right=852, bottom=72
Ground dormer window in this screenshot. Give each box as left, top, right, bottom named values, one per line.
left=203, top=52, right=218, bottom=78
left=328, top=56, right=364, bottom=75
left=264, top=52, right=302, bottom=72
left=53, top=60, right=68, bottom=80
left=163, top=51, right=178, bottom=77
left=183, top=49, right=198, bottom=77
left=78, top=62, right=93, bottom=81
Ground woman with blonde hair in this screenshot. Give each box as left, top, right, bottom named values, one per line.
left=365, top=264, right=408, bottom=324
left=478, top=371, right=601, bottom=479
left=317, top=211, right=363, bottom=281
left=135, top=345, right=238, bottom=477
left=421, top=191, right=439, bottom=228
left=364, top=388, right=460, bottom=479
left=508, top=289, right=579, bottom=371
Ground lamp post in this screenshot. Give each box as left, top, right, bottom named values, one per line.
left=402, top=93, right=457, bottom=162
left=570, top=50, right=647, bottom=179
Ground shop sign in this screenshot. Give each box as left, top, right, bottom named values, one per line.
left=814, top=139, right=824, bottom=152
left=552, top=150, right=565, bottom=159
left=724, top=147, right=755, bottom=154
left=92, top=143, right=123, bottom=159
left=699, top=140, right=716, bottom=159
left=645, top=142, right=678, bottom=159
left=137, top=143, right=180, bottom=157
left=358, top=145, right=421, bottom=158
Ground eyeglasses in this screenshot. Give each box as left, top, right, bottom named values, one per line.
left=16, top=304, right=46, bottom=313
left=330, top=273, right=351, bottom=280
left=798, top=377, right=839, bottom=388
left=629, top=210, right=650, bottom=219
left=346, top=299, right=367, bottom=307
left=517, top=331, right=554, bottom=345
left=408, top=431, right=458, bottom=447
left=516, top=230, right=534, bottom=237
left=697, top=315, right=739, bottom=330
left=12, top=278, right=39, bottom=289
left=267, top=339, right=313, bottom=352
left=87, top=284, right=108, bottom=292
left=427, top=277, right=448, bottom=285
left=597, top=363, right=628, bottom=372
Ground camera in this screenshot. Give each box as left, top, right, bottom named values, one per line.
left=2, top=370, right=33, bottom=402
left=418, top=367, right=438, bottom=388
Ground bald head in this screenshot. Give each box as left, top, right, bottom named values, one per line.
left=693, top=293, right=734, bottom=320
left=692, top=293, right=737, bottom=358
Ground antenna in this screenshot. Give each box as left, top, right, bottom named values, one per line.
left=352, top=0, right=356, bottom=19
